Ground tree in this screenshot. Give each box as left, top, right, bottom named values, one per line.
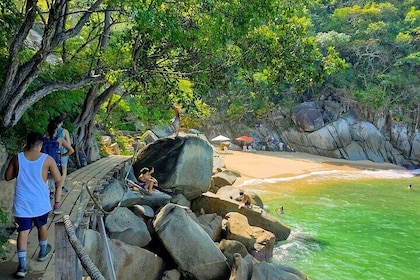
left=0, top=0, right=106, bottom=129
left=1, top=0, right=344, bottom=163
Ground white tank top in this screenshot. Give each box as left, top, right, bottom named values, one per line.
left=13, top=152, right=51, bottom=217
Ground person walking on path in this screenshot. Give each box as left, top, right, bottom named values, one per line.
left=53, top=115, right=72, bottom=193
left=43, top=120, right=74, bottom=198
left=4, top=132, right=65, bottom=278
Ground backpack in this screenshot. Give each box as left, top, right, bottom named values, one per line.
left=42, top=136, right=62, bottom=172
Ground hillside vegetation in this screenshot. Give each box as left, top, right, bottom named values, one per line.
left=0, top=0, right=419, bottom=159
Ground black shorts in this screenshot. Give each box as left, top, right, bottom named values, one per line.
left=15, top=212, right=49, bottom=231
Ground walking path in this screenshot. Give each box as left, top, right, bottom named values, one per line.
left=0, top=155, right=131, bottom=279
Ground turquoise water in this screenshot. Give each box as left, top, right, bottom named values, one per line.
left=241, top=169, right=420, bottom=280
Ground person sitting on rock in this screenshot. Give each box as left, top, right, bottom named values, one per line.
left=137, top=167, right=158, bottom=193
left=236, top=191, right=252, bottom=209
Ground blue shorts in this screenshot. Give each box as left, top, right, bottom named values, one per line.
left=61, top=156, right=69, bottom=166
left=15, top=213, right=49, bottom=232
left=137, top=180, right=147, bottom=189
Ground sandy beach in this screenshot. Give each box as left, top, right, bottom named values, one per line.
left=218, top=150, right=405, bottom=186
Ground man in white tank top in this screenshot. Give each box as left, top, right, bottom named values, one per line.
left=5, top=132, right=64, bottom=278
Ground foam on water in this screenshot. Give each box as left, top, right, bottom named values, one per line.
left=240, top=169, right=413, bottom=186
left=272, top=228, right=322, bottom=263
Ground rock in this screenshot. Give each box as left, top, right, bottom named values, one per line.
left=291, top=102, right=324, bottom=132
left=170, top=193, right=191, bottom=208
left=100, top=179, right=139, bottom=211
left=84, top=229, right=164, bottom=280
left=217, top=187, right=264, bottom=208
left=213, top=154, right=226, bottom=169
left=132, top=204, right=155, bottom=219
left=230, top=254, right=309, bottom=280
left=100, top=178, right=172, bottom=211
left=150, top=125, right=174, bottom=138
left=161, top=269, right=182, bottom=280
left=142, top=130, right=159, bottom=144
left=196, top=213, right=223, bottom=241
left=153, top=203, right=230, bottom=280
left=223, top=212, right=275, bottom=261
left=100, top=135, right=112, bottom=145
left=191, top=192, right=290, bottom=241
left=105, top=207, right=152, bottom=247
left=212, top=172, right=238, bottom=190
left=218, top=239, right=250, bottom=268
left=281, top=114, right=410, bottom=165
left=134, top=135, right=213, bottom=200
left=110, top=142, right=120, bottom=155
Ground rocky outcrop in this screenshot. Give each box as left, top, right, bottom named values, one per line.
left=153, top=203, right=230, bottom=280
left=105, top=207, right=152, bottom=247
left=281, top=114, right=411, bottom=166
left=191, top=192, right=290, bottom=241
left=101, top=178, right=172, bottom=211
left=291, top=102, right=324, bottom=132
left=85, top=134, right=306, bottom=280
left=199, top=100, right=420, bottom=168
left=133, top=135, right=213, bottom=200
left=211, top=171, right=238, bottom=193
left=223, top=212, right=276, bottom=261
left=84, top=229, right=164, bottom=280
left=230, top=254, right=309, bottom=280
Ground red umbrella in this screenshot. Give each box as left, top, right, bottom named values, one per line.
left=235, top=135, right=254, bottom=143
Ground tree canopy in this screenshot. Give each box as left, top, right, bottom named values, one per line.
left=3, top=0, right=417, bottom=160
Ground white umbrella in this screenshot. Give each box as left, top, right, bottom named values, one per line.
left=211, top=135, right=230, bottom=142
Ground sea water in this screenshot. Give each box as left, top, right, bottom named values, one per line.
left=240, top=169, right=420, bottom=280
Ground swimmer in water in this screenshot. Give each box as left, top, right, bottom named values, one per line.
left=276, top=206, right=284, bottom=214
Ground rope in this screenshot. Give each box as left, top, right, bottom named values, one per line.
left=63, top=215, right=106, bottom=280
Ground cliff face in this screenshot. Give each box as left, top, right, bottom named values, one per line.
left=200, top=100, right=420, bottom=169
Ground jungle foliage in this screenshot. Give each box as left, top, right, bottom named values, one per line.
left=0, top=0, right=419, bottom=156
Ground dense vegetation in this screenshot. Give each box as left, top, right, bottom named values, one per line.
left=0, top=0, right=419, bottom=157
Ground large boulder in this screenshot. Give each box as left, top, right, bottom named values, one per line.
left=291, top=102, right=324, bottom=132
left=216, top=187, right=264, bottom=208
left=212, top=171, right=238, bottom=191
left=196, top=213, right=223, bottom=241
left=230, top=254, right=309, bottom=280
left=218, top=239, right=250, bottom=268
left=105, top=207, right=152, bottom=247
left=153, top=203, right=230, bottom=280
left=84, top=229, right=164, bottom=280
left=223, top=212, right=275, bottom=261
left=191, top=192, right=290, bottom=241
left=101, top=178, right=172, bottom=211
left=134, top=135, right=213, bottom=200
left=281, top=114, right=410, bottom=166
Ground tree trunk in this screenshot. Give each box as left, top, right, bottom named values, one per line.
left=0, top=0, right=105, bottom=129
left=74, top=83, right=120, bottom=166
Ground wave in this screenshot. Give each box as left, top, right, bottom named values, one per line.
left=240, top=169, right=414, bottom=186
left=272, top=229, right=324, bottom=263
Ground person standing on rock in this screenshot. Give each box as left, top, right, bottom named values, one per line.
left=171, top=104, right=181, bottom=136
left=5, top=132, right=64, bottom=278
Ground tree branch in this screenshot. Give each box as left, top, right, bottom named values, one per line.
left=3, top=74, right=105, bottom=127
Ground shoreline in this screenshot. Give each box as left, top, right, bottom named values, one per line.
left=218, top=150, right=406, bottom=186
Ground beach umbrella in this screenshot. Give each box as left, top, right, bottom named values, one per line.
left=235, top=135, right=254, bottom=143
left=211, top=135, right=230, bottom=142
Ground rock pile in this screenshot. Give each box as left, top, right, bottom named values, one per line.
left=83, top=133, right=308, bottom=280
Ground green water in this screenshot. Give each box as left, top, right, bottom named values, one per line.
left=243, top=169, right=420, bottom=280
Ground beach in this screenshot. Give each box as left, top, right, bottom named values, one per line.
left=218, top=150, right=405, bottom=186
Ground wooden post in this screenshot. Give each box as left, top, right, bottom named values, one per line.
left=55, top=221, right=83, bottom=279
